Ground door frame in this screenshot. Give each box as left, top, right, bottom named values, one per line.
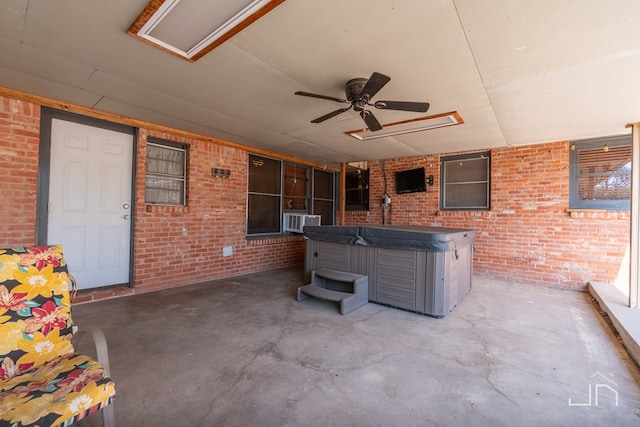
left=37, top=107, right=138, bottom=288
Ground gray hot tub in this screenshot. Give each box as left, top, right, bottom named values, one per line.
left=303, top=225, right=476, bottom=317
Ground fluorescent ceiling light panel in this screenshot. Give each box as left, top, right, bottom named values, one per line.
left=346, top=111, right=464, bottom=141
left=129, top=0, right=285, bottom=61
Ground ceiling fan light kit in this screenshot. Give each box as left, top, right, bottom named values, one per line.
left=295, top=72, right=430, bottom=132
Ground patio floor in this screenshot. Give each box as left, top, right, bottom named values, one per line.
left=72, top=266, right=640, bottom=426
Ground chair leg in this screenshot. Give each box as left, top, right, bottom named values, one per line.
left=101, top=404, right=115, bottom=427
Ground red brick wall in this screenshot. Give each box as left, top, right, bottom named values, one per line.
left=1, top=94, right=630, bottom=295
left=132, top=129, right=305, bottom=292
left=0, top=96, right=304, bottom=300
left=0, top=98, right=40, bottom=246
left=345, top=142, right=630, bottom=290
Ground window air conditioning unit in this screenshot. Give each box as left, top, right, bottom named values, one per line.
left=283, top=213, right=321, bottom=233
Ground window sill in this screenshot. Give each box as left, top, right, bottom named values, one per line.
left=345, top=210, right=370, bottom=215
left=246, top=233, right=305, bottom=246
left=565, top=209, right=629, bottom=219
left=435, top=210, right=492, bottom=217
left=145, top=204, right=190, bottom=214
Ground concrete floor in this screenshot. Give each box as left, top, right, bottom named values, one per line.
left=72, top=266, right=640, bottom=427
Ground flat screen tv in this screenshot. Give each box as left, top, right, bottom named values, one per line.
left=395, top=167, right=426, bottom=194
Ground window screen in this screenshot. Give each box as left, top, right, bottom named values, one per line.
left=284, top=163, right=308, bottom=211
left=440, top=152, right=490, bottom=210
left=247, top=155, right=336, bottom=235
left=345, top=169, right=369, bottom=211
left=313, top=169, right=335, bottom=225
left=248, top=155, right=281, bottom=234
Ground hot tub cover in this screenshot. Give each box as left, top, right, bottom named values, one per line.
left=358, top=225, right=475, bottom=251
left=304, top=225, right=475, bottom=252
left=302, top=225, right=360, bottom=244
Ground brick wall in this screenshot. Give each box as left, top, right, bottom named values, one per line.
left=345, top=142, right=630, bottom=290
left=132, top=128, right=305, bottom=293
left=0, top=98, right=40, bottom=246
left=1, top=94, right=630, bottom=295
left=0, top=96, right=304, bottom=301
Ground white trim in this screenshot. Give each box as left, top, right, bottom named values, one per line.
left=629, top=123, right=640, bottom=307
left=347, top=112, right=462, bottom=141
left=136, top=0, right=272, bottom=60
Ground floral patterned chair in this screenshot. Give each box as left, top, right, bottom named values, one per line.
left=0, top=244, right=115, bottom=427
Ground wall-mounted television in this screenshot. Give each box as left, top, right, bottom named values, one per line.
left=395, top=167, right=426, bottom=194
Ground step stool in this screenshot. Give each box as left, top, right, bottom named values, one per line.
left=297, top=268, right=368, bottom=315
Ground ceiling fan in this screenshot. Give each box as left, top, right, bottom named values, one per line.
left=295, top=72, right=430, bottom=132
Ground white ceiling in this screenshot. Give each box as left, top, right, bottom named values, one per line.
left=1, top=0, right=639, bottom=166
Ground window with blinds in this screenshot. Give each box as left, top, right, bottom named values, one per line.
left=569, top=135, right=631, bottom=210
left=440, top=151, right=490, bottom=210
left=145, top=138, right=188, bottom=205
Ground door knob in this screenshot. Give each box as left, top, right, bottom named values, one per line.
left=123, top=204, right=130, bottom=209
left=123, top=215, right=130, bottom=219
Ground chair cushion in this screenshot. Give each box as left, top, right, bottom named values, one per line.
left=0, top=245, right=115, bottom=426
left=0, top=352, right=115, bottom=426
left=0, top=245, right=75, bottom=379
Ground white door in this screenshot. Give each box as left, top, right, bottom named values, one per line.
left=48, top=118, right=133, bottom=289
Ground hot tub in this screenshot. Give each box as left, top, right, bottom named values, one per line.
left=303, top=225, right=476, bottom=318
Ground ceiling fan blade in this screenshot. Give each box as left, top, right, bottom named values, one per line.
left=295, top=91, right=347, bottom=103
left=360, top=110, right=383, bottom=132
left=360, top=72, right=391, bottom=100
left=374, top=100, right=430, bottom=113
left=311, top=107, right=351, bottom=123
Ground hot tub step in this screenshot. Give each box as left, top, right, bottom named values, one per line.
left=297, top=284, right=352, bottom=302
left=297, top=268, right=368, bottom=315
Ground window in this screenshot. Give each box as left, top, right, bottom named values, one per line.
left=248, top=155, right=281, bottom=234
left=345, top=169, right=369, bottom=211
left=145, top=138, right=187, bottom=205
left=569, top=135, right=631, bottom=210
left=313, top=169, right=335, bottom=224
left=247, top=154, right=335, bottom=235
left=440, top=151, right=490, bottom=210
left=284, top=163, right=308, bottom=211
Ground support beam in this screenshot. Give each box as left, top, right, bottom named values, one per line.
left=629, top=122, right=640, bottom=308
left=339, top=163, right=346, bottom=225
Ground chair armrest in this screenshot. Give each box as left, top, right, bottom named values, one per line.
left=72, top=326, right=112, bottom=375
